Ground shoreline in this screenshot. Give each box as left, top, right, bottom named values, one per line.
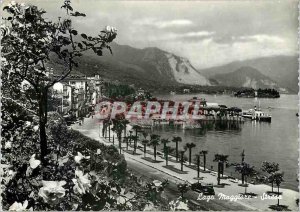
left=71, top=116, right=299, bottom=211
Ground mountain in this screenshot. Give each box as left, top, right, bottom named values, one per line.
left=72, top=43, right=210, bottom=89
left=211, top=66, right=288, bottom=92
left=201, top=55, right=298, bottom=93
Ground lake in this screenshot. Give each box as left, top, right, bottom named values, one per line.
left=148, top=94, right=299, bottom=191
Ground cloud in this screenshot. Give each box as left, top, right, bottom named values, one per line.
left=237, top=34, right=285, bottom=43
left=144, top=31, right=215, bottom=42
left=134, top=18, right=193, bottom=29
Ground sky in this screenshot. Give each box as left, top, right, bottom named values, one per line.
left=4, top=0, right=299, bottom=68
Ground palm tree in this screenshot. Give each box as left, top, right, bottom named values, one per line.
left=200, top=150, right=208, bottom=171
left=150, top=134, right=160, bottom=161
left=141, top=132, right=149, bottom=158
left=164, top=146, right=172, bottom=166
left=194, top=154, right=201, bottom=180
left=142, top=139, right=149, bottom=158
left=172, top=136, right=182, bottom=162
left=184, top=142, right=196, bottom=165
left=201, top=150, right=208, bottom=171
left=111, top=118, right=125, bottom=154
left=214, top=154, right=229, bottom=185
left=123, top=119, right=130, bottom=138
left=132, top=125, right=142, bottom=155
left=108, top=120, right=112, bottom=141
left=128, top=130, right=133, bottom=145
left=179, top=148, right=186, bottom=171
left=261, top=161, right=279, bottom=193
left=161, top=138, right=170, bottom=159
left=124, top=136, right=129, bottom=150
left=273, top=172, right=284, bottom=206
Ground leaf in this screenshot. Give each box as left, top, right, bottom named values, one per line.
left=71, top=30, right=78, bottom=35
left=81, top=33, right=87, bottom=39
left=70, top=11, right=86, bottom=17
left=78, top=43, right=83, bottom=49
left=96, top=50, right=102, bottom=56
left=3, top=6, right=9, bottom=11
left=67, top=5, right=73, bottom=11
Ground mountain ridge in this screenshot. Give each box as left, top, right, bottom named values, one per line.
left=201, top=55, right=298, bottom=93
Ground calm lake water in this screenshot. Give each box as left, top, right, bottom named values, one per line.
left=149, top=94, right=299, bottom=191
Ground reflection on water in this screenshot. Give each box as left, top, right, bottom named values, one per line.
left=148, top=94, right=298, bottom=191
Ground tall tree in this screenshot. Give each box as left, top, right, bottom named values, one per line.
left=1, top=1, right=117, bottom=166
left=184, top=142, right=196, bottom=165
left=179, top=148, right=186, bottom=171
left=200, top=150, right=208, bottom=171
left=214, top=154, right=229, bottom=185
left=149, top=134, right=160, bottom=161
left=141, top=132, right=149, bottom=157
left=261, top=161, right=279, bottom=193
left=172, top=136, right=182, bottom=162
left=273, top=172, right=284, bottom=206
left=132, top=125, right=142, bottom=155
left=161, top=138, right=170, bottom=159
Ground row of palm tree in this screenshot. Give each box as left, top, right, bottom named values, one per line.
left=105, top=123, right=284, bottom=207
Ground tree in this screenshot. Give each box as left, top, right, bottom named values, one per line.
left=261, top=161, right=279, bottom=192
left=160, top=138, right=170, bottom=159
left=235, top=162, right=256, bottom=194
left=214, top=154, right=229, bottom=185
left=172, top=136, right=182, bottom=162
left=111, top=118, right=126, bottom=154
left=179, top=148, right=186, bottom=171
left=273, top=172, right=284, bottom=206
left=164, top=146, right=172, bottom=166
left=131, top=125, right=142, bottom=155
left=1, top=1, right=117, bottom=167
left=200, top=150, right=208, bottom=171
left=141, top=132, right=149, bottom=158
left=149, top=134, right=160, bottom=161
left=184, top=143, right=196, bottom=165
left=194, top=154, right=201, bottom=180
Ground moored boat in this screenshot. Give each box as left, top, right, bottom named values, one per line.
left=242, top=109, right=271, bottom=122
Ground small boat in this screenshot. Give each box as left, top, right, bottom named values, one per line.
left=242, top=109, right=271, bottom=122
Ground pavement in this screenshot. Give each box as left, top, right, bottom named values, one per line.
left=72, top=116, right=299, bottom=211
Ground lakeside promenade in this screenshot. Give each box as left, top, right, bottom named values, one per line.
left=72, top=117, right=299, bottom=211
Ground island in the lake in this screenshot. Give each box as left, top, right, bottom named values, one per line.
left=234, top=88, right=280, bottom=98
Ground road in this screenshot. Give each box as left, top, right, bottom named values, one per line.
left=127, top=159, right=250, bottom=211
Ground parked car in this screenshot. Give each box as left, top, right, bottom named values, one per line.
left=191, top=182, right=215, bottom=195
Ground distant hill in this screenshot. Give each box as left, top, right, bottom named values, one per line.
left=201, top=55, right=298, bottom=93
left=211, top=66, right=288, bottom=92
left=67, top=42, right=210, bottom=89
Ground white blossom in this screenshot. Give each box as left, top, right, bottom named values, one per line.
left=72, top=169, right=91, bottom=194
left=169, top=197, right=189, bottom=211
left=143, top=202, right=155, bottom=211
left=96, top=148, right=101, bottom=155
left=9, top=200, right=32, bottom=211
left=38, top=181, right=66, bottom=204
left=74, top=152, right=90, bottom=164
left=29, top=154, right=40, bottom=169
left=5, top=141, right=12, bottom=149
left=33, top=125, right=39, bottom=132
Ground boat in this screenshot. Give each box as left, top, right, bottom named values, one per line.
left=242, top=108, right=271, bottom=122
